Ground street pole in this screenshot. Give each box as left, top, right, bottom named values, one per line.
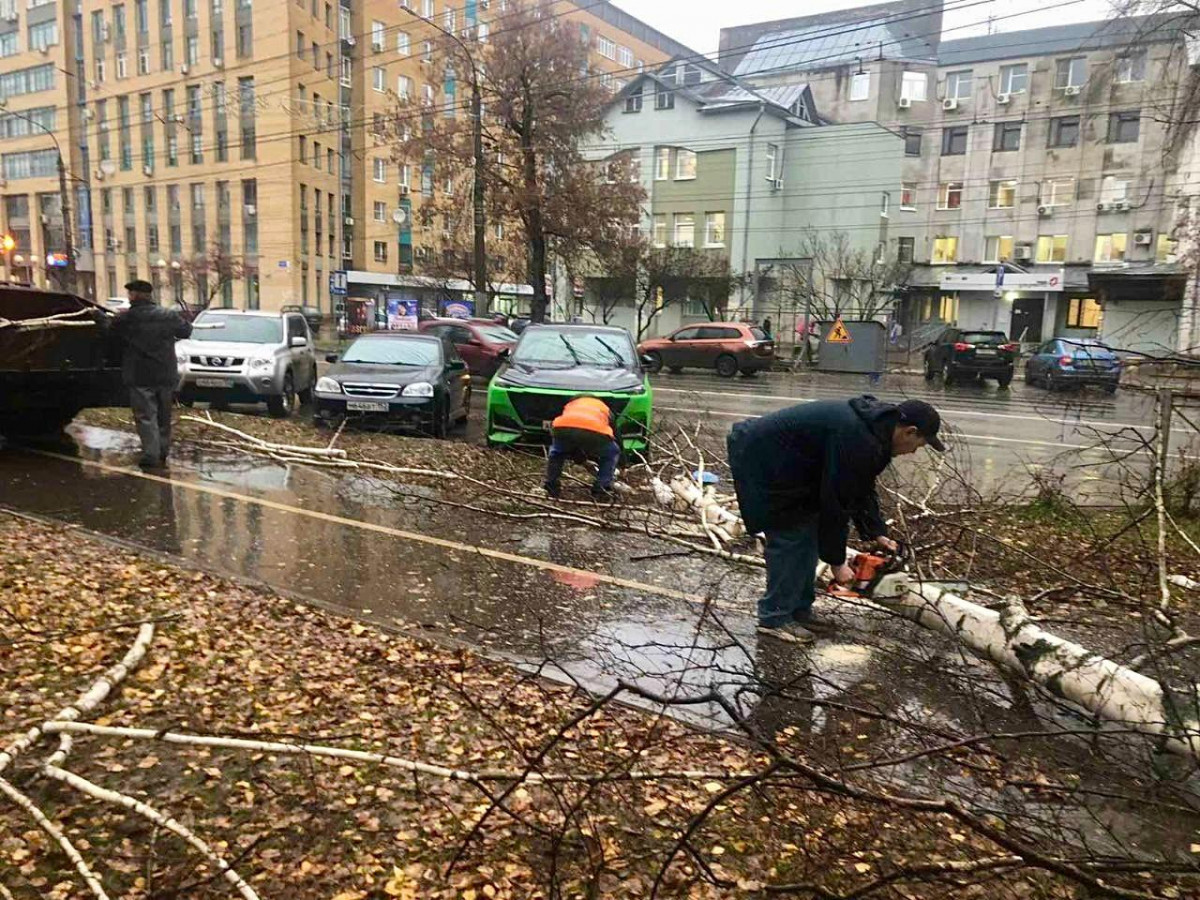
left=56, top=153, right=77, bottom=295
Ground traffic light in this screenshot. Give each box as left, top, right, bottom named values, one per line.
left=0, top=234, right=15, bottom=254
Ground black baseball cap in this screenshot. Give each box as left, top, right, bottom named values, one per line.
left=125, top=279, right=154, bottom=293
left=897, top=399, right=945, bottom=452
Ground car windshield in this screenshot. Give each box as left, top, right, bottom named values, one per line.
left=513, top=329, right=635, bottom=368
left=191, top=314, right=282, bottom=343
left=1065, top=341, right=1116, bottom=358
left=343, top=336, right=441, bottom=366
left=475, top=324, right=519, bottom=345
left=960, top=332, right=1007, bottom=345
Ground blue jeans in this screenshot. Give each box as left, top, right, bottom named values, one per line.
left=545, top=429, right=620, bottom=493
left=759, top=522, right=819, bottom=628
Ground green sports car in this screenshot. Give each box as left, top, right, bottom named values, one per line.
left=485, top=324, right=653, bottom=456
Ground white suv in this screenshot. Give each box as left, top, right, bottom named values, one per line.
left=176, top=309, right=318, bottom=417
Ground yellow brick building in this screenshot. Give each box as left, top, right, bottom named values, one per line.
left=0, top=0, right=687, bottom=314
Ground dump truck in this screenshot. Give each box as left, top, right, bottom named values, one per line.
left=0, top=284, right=126, bottom=436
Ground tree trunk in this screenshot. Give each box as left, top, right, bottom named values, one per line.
left=521, top=100, right=548, bottom=323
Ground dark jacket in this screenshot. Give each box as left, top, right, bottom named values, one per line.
left=111, top=301, right=192, bottom=387
left=727, top=396, right=895, bottom=565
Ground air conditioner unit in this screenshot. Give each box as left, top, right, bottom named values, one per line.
left=244, top=204, right=256, bottom=216
left=1115, top=200, right=1131, bottom=211
left=39, top=45, right=50, bottom=56
left=996, top=92, right=1011, bottom=105
left=212, top=57, right=223, bottom=68
left=81, top=108, right=94, bottom=120
left=143, top=165, right=153, bottom=176
left=1064, top=85, right=1081, bottom=96
left=897, top=96, right=911, bottom=109
left=399, top=184, right=410, bottom=195
left=1134, top=231, right=1153, bottom=246
left=942, top=97, right=959, bottom=111
left=1097, top=202, right=1110, bottom=212
left=179, top=64, right=189, bottom=75
left=172, top=114, right=185, bottom=123
left=344, top=216, right=354, bottom=225
left=1013, top=245, right=1032, bottom=260
left=371, top=41, right=383, bottom=52
left=344, top=35, right=356, bottom=46
left=1037, top=204, right=1050, bottom=216
left=415, top=247, right=428, bottom=259
left=100, top=23, right=110, bottom=41
left=98, top=120, right=109, bottom=131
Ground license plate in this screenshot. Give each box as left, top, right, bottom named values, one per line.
left=196, top=378, right=230, bottom=388
left=347, top=400, right=388, bottom=412
left=975, top=348, right=997, bottom=356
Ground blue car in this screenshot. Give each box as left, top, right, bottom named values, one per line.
left=1024, top=338, right=1121, bottom=393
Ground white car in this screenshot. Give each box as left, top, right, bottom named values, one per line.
left=176, top=309, right=319, bottom=417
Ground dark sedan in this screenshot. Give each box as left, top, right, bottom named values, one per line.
left=924, top=328, right=1018, bottom=387
left=313, top=333, right=471, bottom=437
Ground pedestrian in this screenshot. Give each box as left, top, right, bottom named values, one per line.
left=727, top=396, right=944, bottom=643
left=761, top=316, right=773, bottom=337
left=111, top=279, right=192, bottom=470
left=544, top=396, right=621, bottom=500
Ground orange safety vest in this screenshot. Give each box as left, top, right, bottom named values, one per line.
left=552, top=397, right=614, bottom=439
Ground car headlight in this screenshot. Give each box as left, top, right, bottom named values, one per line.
left=315, top=376, right=342, bottom=393
left=248, top=356, right=274, bottom=371
left=402, top=382, right=434, bottom=397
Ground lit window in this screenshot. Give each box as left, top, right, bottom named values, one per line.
left=932, top=237, right=958, bottom=264
left=1036, top=234, right=1068, bottom=263
left=1066, top=298, right=1102, bottom=328
left=1094, top=233, right=1128, bottom=263
left=988, top=179, right=1017, bottom=209
left=1157, top=233, right=1178, bottom=263
left=937, top=182, right=963, bottom=210
left=675, top=148, right=696, bottom=180
left=984, top=235, right=1014, bottom=263
left=673, top=213, right=694, bottom=248
left=704, top=212, right=725, bottom=247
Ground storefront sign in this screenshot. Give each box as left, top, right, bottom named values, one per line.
left=441, top=299, right=475, bottom=320
left=941, top=270, right=1064, bottom=292
left=386, top=298, right=419, bottom=331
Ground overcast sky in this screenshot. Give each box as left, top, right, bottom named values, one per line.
left=610, top=0, right=1118, bottom=57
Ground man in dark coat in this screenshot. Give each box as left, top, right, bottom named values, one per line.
left=728, top=396, right=945, bottom=643
left=111, top=280, right=192, bottom=469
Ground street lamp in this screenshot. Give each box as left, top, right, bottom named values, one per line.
left=399, top=7, right=488, bottom=314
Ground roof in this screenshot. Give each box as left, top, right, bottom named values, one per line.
left=720, top=0, right=942, bottom=76
left=581, top=1, right=698, bottom=61
left=612, top=69, right=817, bottom=125
left=938, top=15, right=1182, bottom=67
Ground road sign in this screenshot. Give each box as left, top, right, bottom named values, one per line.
left=329, top=270, right=348, bottom=295
left=826, top=317, right=853, bottom=344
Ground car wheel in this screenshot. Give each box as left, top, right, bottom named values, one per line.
left=739, top=367, right=759, bottom=377
left=923, top=358, right=936, bottom=381
left=268, top=372, right=296, bottom=418
left=997, top=370, right=1013, bottom=388
left=1104, top=382, right=1118, bottom=395
left=715, top=354, right=739, bottom=378
left=643, top=351, right=663, bottom=374
left=668, top=366, right=684, bottom=375
left=942, top=362, right=956, bottom=386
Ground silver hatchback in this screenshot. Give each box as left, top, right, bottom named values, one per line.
left=176, top=309, right=319, bottom=417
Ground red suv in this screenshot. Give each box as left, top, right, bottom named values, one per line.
left=418, top=318, right=520, bottom=379
left=639, top=322, right=775, bottom=378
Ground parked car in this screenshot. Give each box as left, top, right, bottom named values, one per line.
left=417, top=317, right=519, bottom=379
left=1025, top=338, right=1121, bottom=393
left=639, top=322, right=775, bottom=378
left=923, top=328, right=1018, bottom=387
left=486, top=324, right=652, bottom=457
left=176, top=309, right=318, bottom=416
left=313, top=332, right=471, bottom=436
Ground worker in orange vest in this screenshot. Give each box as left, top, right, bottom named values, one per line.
left=545, top=396, right=620, bottom=500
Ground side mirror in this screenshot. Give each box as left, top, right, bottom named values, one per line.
left=325, top=353, right=339, bottom=363
left=641, top=354, right=656, bottom=367
left=290, top=336, right=308, bottom=348
left=450, top=359, right=468, bottom=371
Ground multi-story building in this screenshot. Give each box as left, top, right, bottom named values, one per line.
left=0, top=0, right=687, bottom=318
left=719, top=1, right=1194, bottom=354
left=587, top=56, right=902, bottom=338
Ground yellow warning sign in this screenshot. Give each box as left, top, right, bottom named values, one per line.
left=826, top=317, right=853, bottom=344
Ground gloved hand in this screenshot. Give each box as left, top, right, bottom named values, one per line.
left=833, top=563, right=855, bottom=585
left=874, top=536, right=898, bottom=553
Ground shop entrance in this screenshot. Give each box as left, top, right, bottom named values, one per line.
left=1010, top=297, right=1044, bottom=342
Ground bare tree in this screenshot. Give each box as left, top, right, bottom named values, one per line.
left=174, top=244, right=247, bottom=313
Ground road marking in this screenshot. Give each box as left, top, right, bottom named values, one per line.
left=656, top=406, right=1151, bottom=453
left=653, top=387, right=1162, bottom=433
left=26, top=449, right=708, bottom=604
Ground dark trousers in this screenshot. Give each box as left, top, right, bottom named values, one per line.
left=129, top=385, right=174, bottom=465
left=545, top=427, right=620, bottom=492
left=759, top=522, right=819, bottom=627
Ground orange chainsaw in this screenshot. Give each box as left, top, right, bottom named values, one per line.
left=828, top=544, right=909, bottom=600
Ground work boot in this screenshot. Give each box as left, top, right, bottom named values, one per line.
left=590, top=485, right=615, bottom=502
left=794, top=610, right=836, bottom=634
left=757, top=622, right=817, bottom=645
left=544, top=482, right=561, bottom=500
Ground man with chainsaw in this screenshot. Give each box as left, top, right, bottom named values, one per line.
left=727, top=396, right=945, bottom=643
left=543, top=396, right=621, bottom=501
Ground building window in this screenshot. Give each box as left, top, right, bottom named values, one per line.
left=28, top=21, right=59, bottom=51
left=373, top=241, right=387, bottom=262
left=0, top=33, right=16, bottom=58
left=1116, top=52, right=1146, bottom=84
left=673, top=213, right=694, bottom=248
left=900, top=183, right=916, bottom=210
left=1048, top=115, right=1080, bottom=148
left=988, top=179, right=1017, bottom=209
left=993, top=121, right=1021, bottom=152
left=900, top=71, right=926, bottom=102
left=422, top=83, right=435, bottom=106
left=932, top=236, right=958, bottom=264
left=999, top=63, right=1028, bottom=95
left=1055, top=57, right=1086, bottom=89
left=373, top=67, right=385, bottom=91
left=655, top=82, right=674, bottom=110
left=654, top=147, right=670, bottom=181
left=945, top=69, right=972, bottom=100
left=675, top=148, right=697, bottom=180
left=1108, top=110, right=1141, bottom=143
left=849, top=71, right=870, bottom=101
left=1065, top=297, right=1102, bottom=328
left=597, top=35, right=616, bottom=60
left=1100, top=175, right=1131, bottom=204
left=1157, top=234, right=1178, bottom=263
left=397, top=32, right=410, bottom=55
left=937, top=182, right=963, bottom=210
left=1094, top=233, right=1128, bottom=263
left=1035, top=234, right=1068, bottom=263
left=704, top=212, right=725, bottom=247
left=942, top=125, right=968, bottom=155
left=897, top=236, right=915, bottom=263
left=903, top=128, right=922, bottom=156
left=1041, top=177, right=1075, bottom=207
left=880, top=192, right=890, bottom=217
left=373, top=201, right=387, bottom=222
left=984, top=236, right=1014, bottom=263
left=371, top=20, right=385, bottom=50
left=373, top=158, right=386, bottom=182
left=624, top=84, right=643, bottom=113
left=652, top=214, right=666, bottom=248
